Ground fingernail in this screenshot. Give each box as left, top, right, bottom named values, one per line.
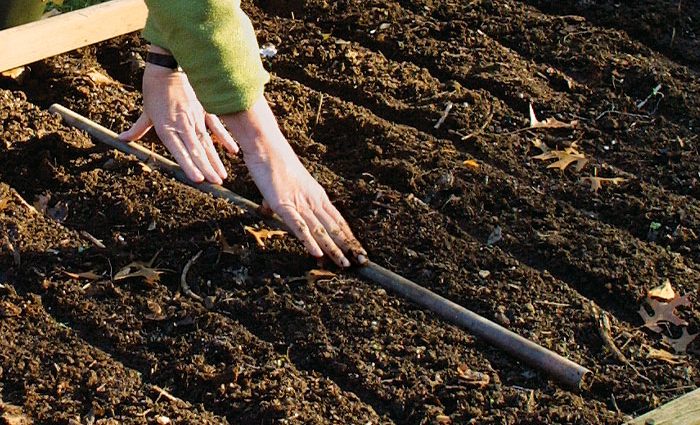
left=341, top=258, right=351, bottom=268
left=357, top=254, right=368, bottom=265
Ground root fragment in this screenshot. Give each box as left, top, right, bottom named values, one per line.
left=181, top=251, right=203, bottom=302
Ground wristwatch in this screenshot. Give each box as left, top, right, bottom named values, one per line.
left=145, top=51, right=180, bottom=70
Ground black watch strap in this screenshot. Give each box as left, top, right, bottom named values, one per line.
left=145, top=51, right=179, bottom=69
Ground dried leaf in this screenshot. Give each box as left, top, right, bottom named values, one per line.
left=644, top=345, right=681, bottom=364
left=463, top=159, right=480, bottom=169
left=306, top=269, right=336, bottom=284
left=63, top=270, right=102, bottom=280
left=533, top=145, right=588, bottom=171
left=638, top=293, right=691, bottom=332
left=114, top=262, right=166, bottom=285
left=457, top=364, right=490, bottom=387
left=0, top=196, right=8, bottom=212
left=663, top=328, right=698, bottom=353
left=648, top=279, right=676, bottom=302
left=244, top=226, right=287, bottom=248
left=114, top=250, right=167, bottom=286
left=529, top=104, right=578, bottom=129
left=580, top=176, right=627, bottom=193
left=87, top=70, right=117, bottom=86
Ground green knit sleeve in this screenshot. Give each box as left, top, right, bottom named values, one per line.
left=142, top=0, right=270, bottom=115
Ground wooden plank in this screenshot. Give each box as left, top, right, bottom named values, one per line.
left=0, top=0, right=147, bottom=72
left=627, top=388, right=700, bottom=425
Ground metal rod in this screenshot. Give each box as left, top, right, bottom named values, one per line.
left=49, top=103, right=593, bottom=388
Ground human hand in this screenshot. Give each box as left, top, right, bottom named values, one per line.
left=221, top=97, right=368, bottom=267
left=119, top=56, right=239, bottom=184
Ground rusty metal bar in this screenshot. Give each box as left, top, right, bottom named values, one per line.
left=49, top=103, right=593, bottom=388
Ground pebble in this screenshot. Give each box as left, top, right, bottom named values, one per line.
left=478, top=270, right=491, bottom=279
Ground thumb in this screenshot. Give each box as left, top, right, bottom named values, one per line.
left=119, top=113, right=153, bottom=141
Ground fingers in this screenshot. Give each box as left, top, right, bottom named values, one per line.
left=158, top=129, right=205, bottom=183
left=195, top=121, right=228, bottom=181
left=179, top=125, right=223, bottom=185
left=118, top=113, right=152, bottom=141
left=300, top=208, right=351, bottom=268
left=276, top=205, right=324, bottom=258
left=206, top=114, right=239, bottom=154
left=319, top=204, right=368, bottom=265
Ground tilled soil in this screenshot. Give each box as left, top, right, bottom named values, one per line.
left=1, top=1, right=699, bottom=423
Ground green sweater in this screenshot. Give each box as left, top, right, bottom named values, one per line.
left=143, top=0, right=270, bottom=115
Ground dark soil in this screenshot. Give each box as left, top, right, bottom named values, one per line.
left=1, top=0, right=699, bottom=423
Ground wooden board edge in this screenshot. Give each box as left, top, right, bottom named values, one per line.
left=0, top=0, right=147, bottom=72
left=627, top=387, right=700, bottom=425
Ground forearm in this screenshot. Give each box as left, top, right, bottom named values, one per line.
left=143, top=0, right=269, bottom=115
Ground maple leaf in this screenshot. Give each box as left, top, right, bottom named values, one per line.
left=663, top=328, right=698, bottom=353
left=529, top=104, right=578, bottom=129
left=638, top=293, right=691, bottom=332
left=580, top=176, right=627, bottom=193
left=244, top=226, right=287, bottom=248
left=533, top=145, right=588, bottom=171
left=647, top=279, right=676, bottom=302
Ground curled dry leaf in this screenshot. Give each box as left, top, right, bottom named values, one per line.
left=0, top=300, right=22, bottom=318
left=63, top=270, right=102, bottom=280
left=663, top=328, right=698, bottom=354
left=638, top=293, right=691, bottom=332
left=86, top=70, right=118, bottom=86
left=529, top=104, right=578, bottom=129
left=244, top=226, right=287, bottom=248
left=647, top=279, right=676, bottom=302
left=306, top=269, right=336, bottom=284
left=114, top=250, right=167, bottom=286
left=114, top=262, right=166, bottom=285
left=215, top=229, right=242, bottom=255
left=533, top=145, right=588, bottom=171
left=580, top=176, right=627, bottom=193
left=463, top=159, right=480, bottom=169
left=457, top=364, right=491, bottom=388
left=435, top=415, right=452, bottom=424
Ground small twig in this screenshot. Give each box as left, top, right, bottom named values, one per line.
left=80, top=230, right=106, bottom=249
left=151, top=385, right=187, bottom=407
left=535, top=300, right=571, bottom=307
left=434, top=101, right=453, bottom=129
left=591, top=302, right=627, bottom=363
left=314, top=93, right=324, bottom=126
left=181, top=250, right=203, bottom=301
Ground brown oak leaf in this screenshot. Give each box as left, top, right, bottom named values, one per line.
left=663, top=328, right=698, bottom=353
left=244, top=226, right=287, bottom=248
left=533, top=146, right=588, bottom=171
left=114, top=250, right=168, bottom=286
left=638, top=293, right=691, bottom=332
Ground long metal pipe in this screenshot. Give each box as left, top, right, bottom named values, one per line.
left=49, top=103, right=592, bottom=388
